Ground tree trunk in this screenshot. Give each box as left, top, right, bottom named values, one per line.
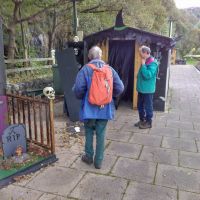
left=19, top=7, right=28, bottom=61
left=7, top=0, right=22, bottom=60
left=48, top=8, right=56, bottom=59
left=48, top=32, right=53, bottom=58
left=7, top=25, right=16, bottom=60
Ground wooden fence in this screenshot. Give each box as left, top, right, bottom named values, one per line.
left=7, top=93, right=55, bottom=154
left=5, top=57, right=54, bottom=75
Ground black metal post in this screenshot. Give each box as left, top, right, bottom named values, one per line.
left=0, top=17, right=6, bottom=95
left=169, top=17, right=174, bottom=38
left=0, top=17, right=8, bottom=140
left=72, top=0, right=77, bottom=35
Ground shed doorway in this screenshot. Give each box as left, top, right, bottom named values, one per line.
left=108, top=40, right=135, bottom=108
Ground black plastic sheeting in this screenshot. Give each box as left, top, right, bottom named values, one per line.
left=56, top=48, right=81, bottom=122
left=108, top=40, right=135, bottom=106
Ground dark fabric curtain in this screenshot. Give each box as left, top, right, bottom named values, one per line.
left=108, top=40, right=135, bottom=104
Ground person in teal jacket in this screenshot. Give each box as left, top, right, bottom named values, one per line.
left=135, top=45, right=158, bottom=129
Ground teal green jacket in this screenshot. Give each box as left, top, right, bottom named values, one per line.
left=136, top=57, right=158, bottom=94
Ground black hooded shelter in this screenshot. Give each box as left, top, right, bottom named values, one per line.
left=84, top=10, right=178, bottom=111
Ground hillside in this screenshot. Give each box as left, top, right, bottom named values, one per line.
left=183, top=7, right=200, bottom=27
left=185, top=7, right=200, bottom=20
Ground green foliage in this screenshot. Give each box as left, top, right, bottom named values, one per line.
left=186, top=58, right=199, bottom=66
left=0, top=0, right=199, bottom=60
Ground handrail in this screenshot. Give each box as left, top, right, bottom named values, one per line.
left=6, top=65, right=52, bottom=74
left=5, top=57, right=53, bottom=64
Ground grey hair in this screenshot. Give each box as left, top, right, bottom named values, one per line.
left=88, top=46, right=102, bottom=60
left=140, top=45, right=151, bottom=54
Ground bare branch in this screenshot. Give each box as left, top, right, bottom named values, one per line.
left=80, top=4, right=102, bottom=13
left=81, top=9, right=119, bottom=13
left=55, top=18, right=70, bottom=29
left=0, top=16, right=9, bottom=30
left=16, top=0, right=68, bottom=24
left=80, top=2, right=119, bottom=14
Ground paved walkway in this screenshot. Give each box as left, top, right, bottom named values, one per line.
left=1, top=65, right=200, bottom=200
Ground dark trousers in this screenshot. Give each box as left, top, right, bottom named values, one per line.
left=137, top=92, right=154, bottom=123
left=84, top=119, right=108, bottom=165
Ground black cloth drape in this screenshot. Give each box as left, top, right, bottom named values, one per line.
left=108, top=40, right=135, bottom=104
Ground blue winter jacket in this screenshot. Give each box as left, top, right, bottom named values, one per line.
left=73, top=59, right=124, bottom=121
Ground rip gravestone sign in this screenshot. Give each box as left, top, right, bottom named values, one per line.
left=2, top=124, right=27, bottom=158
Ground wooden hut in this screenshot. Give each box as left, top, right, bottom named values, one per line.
left=84, top=11, right=177, bottom=111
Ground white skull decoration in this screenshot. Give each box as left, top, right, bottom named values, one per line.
left=43, top=87, right=55, bottom=100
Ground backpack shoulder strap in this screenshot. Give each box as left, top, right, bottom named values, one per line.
left=87, top=63, right=98, bottom=70
left=88, top=63, right=111, bottom=71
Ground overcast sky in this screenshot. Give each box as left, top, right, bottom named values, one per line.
left=174, top=0, right=200, bottom=9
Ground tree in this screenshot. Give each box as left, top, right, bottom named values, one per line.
left=0, top=0, right=66, bottom=59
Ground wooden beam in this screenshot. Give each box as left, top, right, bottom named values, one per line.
left=98, top=39, right=108, bottom=63
left=171, top=48, right=176, bottom=65
left=133, top=42, right=141, bottom=110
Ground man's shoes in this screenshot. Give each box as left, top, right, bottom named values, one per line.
left=94, top=162, right=102, bottom=169
left=81, top=154, right=93, bottom=165
left=134, top=120, right=145, bottom=127
left=139, top=121, right=152, bottom=129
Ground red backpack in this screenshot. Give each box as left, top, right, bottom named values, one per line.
left=87, top=63, right=113, bottom=106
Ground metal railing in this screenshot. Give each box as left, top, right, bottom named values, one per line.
left=7, top=93, right=55, bottom=154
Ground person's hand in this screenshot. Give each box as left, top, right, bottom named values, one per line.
left=141, top=58, right=146, bottom=65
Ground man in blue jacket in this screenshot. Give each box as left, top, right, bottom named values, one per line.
left=135, top=45, right=158, bottom=129
left=73, top=46, right=124, bottom=169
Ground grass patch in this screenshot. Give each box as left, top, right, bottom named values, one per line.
left=0, top=154, right=45, bottom=180
left=0, top=142, right=51, bottom=180
left=186, top=58, right=199, bottom=66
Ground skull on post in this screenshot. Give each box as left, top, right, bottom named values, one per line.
left=43, top=87, right=55, bottom=100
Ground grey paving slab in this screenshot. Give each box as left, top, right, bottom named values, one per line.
left=38, top=193, right=69, bottom=200
left=152, top=121, right=167, bottom=128
left=165, top=113, right=180, bottom=121
left=13, top=170, right=43, bottom=187
left=194, top=122, right=200, bottom=131
left=71, top=154, right=117, bottom=174
left=180, top=151, right=200, bottom=170
left=191, top=112, right=200, bottom=118
left=106, top=130, right=132, bottom=142
left=179, top=130, right=200, bottom=140
left=166, top=121, right=194, bottom=130
left=130, top=133, right=162, bottom=147
left=121, top=123, right=149, bottom=133
left=149, top=127, right=179, bottom=138
left=179, top=191, right=200, bottom=200
left=70, top=173, right=127, bottom=200
left=162, top=137, right=197, bottom=152
left=106, top=141, right=142, bottom=159
left=27, top=166, right=85, bottom=197
left=107, top=121, right=125, bottom=130
left=69, top=142, right=84, bottom=155
left=0, top=185, right=43, bottom=200
left=140, top=146, right=178, bottom=165
left=55, top=152, right=79, bottom=168
left=155, top=164, right=200, bottom=193
left=117, top=115, right=138, bottom=123
left=197, top=141, right=200, bottom=152
left=179, top=115, right=200, bottom=123
left=123, top=182, right=177, bottom=200
left=111, top=157, right=156, bottom=183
